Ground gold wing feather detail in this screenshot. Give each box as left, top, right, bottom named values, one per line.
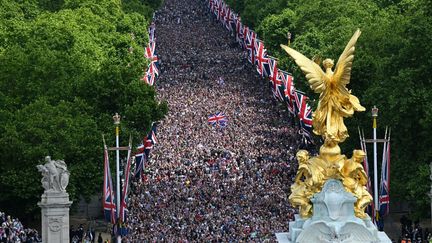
left=333, top=29, right=361, bottom=86
left=280, top=44, right=327, bottom=93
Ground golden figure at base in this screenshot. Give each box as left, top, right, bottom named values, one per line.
left=289, top=150, right=327, bottom=218
left=341, top=150, right=373, bottom=218
left=282, top=29, right=373, bottom=219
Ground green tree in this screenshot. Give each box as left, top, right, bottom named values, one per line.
left=0, top=0, right=167, bottom=218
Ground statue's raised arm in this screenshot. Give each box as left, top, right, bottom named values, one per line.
left=281, top=29, right=365, bottom=152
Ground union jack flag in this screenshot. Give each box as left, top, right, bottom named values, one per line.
left=142, top=40, right=159, bottom=86
left=359, top=129, right=373, bottom=221
left=142, top=123, right=157, bottom=152
left=209, top=0, right=215, bottom=11
left=144, top=41, right=159, bottom=78
left=141, top=66, right=157, bottom=86
left=103, top=146, right=116, bottom=224
left=235, top=15, right=243, bottom=45
left=245, top=30, right=256, bottom=64
left=224, top=7, right=234, bottom=31
left=208, top=112, right=228, bottom=128
left=216, top=1, right=225, bottom=21
left=379, top=137, right=391, bottom=216
left=134, top=144, right=146, bottom=179
left=211, top=0, right=219, bottom=15
left=242, top=25, right=249, bottom=49
left=135, top=123, right=158, bottom=178
left=254, top=39, right=270, bottom=77
left=148, top=22, right=156, bottom=42
left=279, top=70, right=296, bottom=114
left=294, top=91, right=312, bottom=131
left=267, top=59, right=284, bottom=101
left=119, top=143, right=132, bottom=223
left=145, top=41, right=158, bottom=65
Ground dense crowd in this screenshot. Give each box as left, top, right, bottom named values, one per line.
left=125, top=0, right=314, bottom=241
left=70, top=224, right=96, bottom=243
left=0, top=211, right=41, bottom=243
left=399, top=216, right=432, bottom=243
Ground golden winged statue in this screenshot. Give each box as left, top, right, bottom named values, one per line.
left=281, top=29, right=365, bottom=150
left=283, top=29, right=373, bottom=219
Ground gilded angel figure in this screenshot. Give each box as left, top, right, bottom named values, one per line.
left=281, top=29, right=365, bottom=146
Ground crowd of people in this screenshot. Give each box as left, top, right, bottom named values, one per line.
left=70, top=224, right=99, bottom=243
left=125, top=0, right=314, bottom=241
left=399, top=216, right=432, bottom=243
left=0, top=211, right=41, bottom=243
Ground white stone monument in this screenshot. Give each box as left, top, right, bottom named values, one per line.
left=276, top=179, right=392, bottom=243
left=37, top=156, right=72, bottom=243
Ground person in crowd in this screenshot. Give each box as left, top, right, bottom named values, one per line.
left=97, top=233, right=103, bottom=243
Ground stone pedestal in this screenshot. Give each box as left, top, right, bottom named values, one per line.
left=38, top=191, right=72, bottom=243
left=276, top=179, right=391, bottom=243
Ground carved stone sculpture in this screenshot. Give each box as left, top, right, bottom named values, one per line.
left=37, top=156, right=70, bottom=192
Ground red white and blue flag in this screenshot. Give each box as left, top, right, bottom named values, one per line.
left=235, top=15, right=243, bottom=45
left=294, top=91, right=313, bottom=132
left=142, top=62, right=158, bottom=86
left=103, top=145, right=116, bottom=224
left=134, top=144, right=146, bottom=179
left=379, top=135, right=391, bottom=216
left=209, top=0, right=215, bottom=12
left=208, top=112, right=228, bottom=128
left=211, top=0, right=218, bottom=15
left=254, top=39, right=270, bottom=77
left=216, top=1, right=225, bottom=21
left=280, top=70, right=296, bottom=115
left=245, top=30, right=256, bottom=64
left=148, top=22, right=156, bottom=42
left=145, top=41, right=159, bottom=66
left=358, top=129, right=375, bottom=223
left=134, top=123, right=158, bottom=179
left=224, top=7, right=234, bottom=31
left=267, top=59, right=284, bottom=101
left=119, top=142, right=132, bottom=223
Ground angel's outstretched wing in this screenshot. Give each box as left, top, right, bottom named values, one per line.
left=281, top=44, right=327, bottom=93
left=333, top=29, right=361, bottom=87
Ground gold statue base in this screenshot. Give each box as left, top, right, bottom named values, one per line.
left=289, top=143, right=372, bottom=219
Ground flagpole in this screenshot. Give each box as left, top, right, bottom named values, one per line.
left=371, top=106, right=379, bottom=217
left=113, top=113, right=121, bottom=243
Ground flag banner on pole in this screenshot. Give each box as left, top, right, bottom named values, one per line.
left=242, top=25, right=249, bottom=49
left=359, top=128, right=376, bottom=224
left=254, top=39, right=270, bottom=77
left=148, top=22, right=156, bottom=42
left=294, top=91, right=312, bottom=132
left=267, top=59, right=283, bottom=101
left=145, top=41, right=159, bottom=67
left=134, top=145, right=146, bottom=179
left=379, top=129, right=391, bottom=216
left=134, top=123, right=158, bottom=179
left=280, top=70, right=296, bottom=115
left=235, top=15, right=243, bottom=45
left=103, top=144, right=116, bottom=224
left=224, top=7, right=234, bottom=31
left=119, top=139, right=132, bottom=223
left=245, top=29, right=256, bottom=64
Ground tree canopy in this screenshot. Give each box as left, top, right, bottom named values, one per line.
left=0, top=0, right=166, bottom=217
left=226, top=0, right=432, bottom=217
